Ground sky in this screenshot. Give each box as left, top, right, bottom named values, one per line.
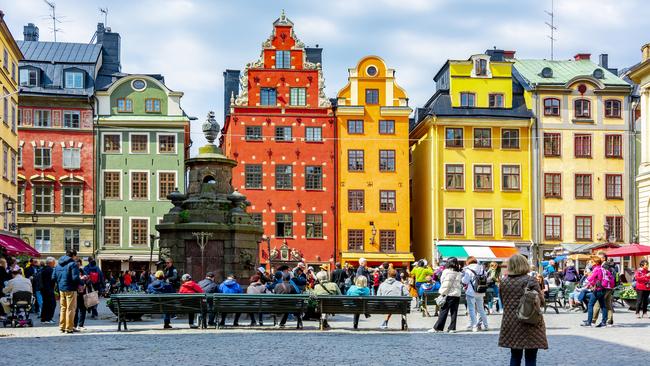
left=2, top=0, right=649, bottom=155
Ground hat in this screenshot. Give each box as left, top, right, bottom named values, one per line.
left=181, top=274, right=192, bottom=281
left=155, top=270, right=165, bottom=279
left=307, top=266, right=314, bottom=271
left=320, top=263, right=330, bottom=271
left=297, top=262, right=306, bottom=268
left=206, top=272, right=215, bottom=278
left=422, top=259, right=428, bottom=266
left=257, top=266, right=266, bottom=274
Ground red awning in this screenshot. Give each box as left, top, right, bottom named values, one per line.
left=0, top=234, right=40, bottom=257
left=605, top=244, right=650, bottom=257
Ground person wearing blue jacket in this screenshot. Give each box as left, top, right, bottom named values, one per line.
left=147, top=270, right=175, bottom=329
left=218, top=274, right=243, bottom=327
left=346, top=276, right=371, bottom=329
left=52, top=249, right=80, bottom=334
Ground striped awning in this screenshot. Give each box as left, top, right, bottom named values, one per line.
left=437, top=240, right=519, bottom=261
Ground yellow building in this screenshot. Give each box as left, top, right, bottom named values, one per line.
left=336, top=56, right=414, bottom=267
left=0, top=12, right=21, bottom=233
left=410, top=50, right=532, bottom=264
left=514, top=54, right=632, bottom=257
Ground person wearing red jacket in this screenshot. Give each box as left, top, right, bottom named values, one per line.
left=178, top=274, right=204, bottom=328
left=634, top=260, right=650, bottom=318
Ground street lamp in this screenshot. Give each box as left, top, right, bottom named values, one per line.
left=192, top=232, right=213, bottom=277
left=369, top=221, right=377, bottom=245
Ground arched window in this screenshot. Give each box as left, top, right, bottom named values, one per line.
left=543, top=98, right=560, bottom=116
left=604, top=99, right=621, bottom=118
left=574, top=99, right=591, bottom=119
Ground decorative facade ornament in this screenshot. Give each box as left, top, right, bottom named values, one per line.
left=233, top=69, right=249, bottom=106
left=202, top=111, right=220, bottom=144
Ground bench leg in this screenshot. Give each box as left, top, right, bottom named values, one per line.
left=117, top=317, right=122, bottom=332
left=122, top=318, right=128, bottom=331
left=401, top=314, right=408, bottom=331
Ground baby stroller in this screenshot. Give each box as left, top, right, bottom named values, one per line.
left=2, top=291, right=34, bottom=328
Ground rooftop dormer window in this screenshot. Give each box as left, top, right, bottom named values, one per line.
left=275, top=50, right=290, bottom=69
left=475, top=58, right=488, bottom=76
left=64, top=70, right=84, bottom=89
left=19, top=68, right=39, bottom=87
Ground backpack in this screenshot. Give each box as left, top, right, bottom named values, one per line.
left=89, top=271, right=100, bottom=284
left=599, top=267, right=615, bottom=290
left=517, top=279, right=543, bottom=325
left=469, top=268, right=488, bottom=293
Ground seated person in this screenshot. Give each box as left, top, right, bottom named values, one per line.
left=568, top=268, right=591, bottom=310
left=1, top=266, right=33, bottom=319
left=146, top=271, right=174, bottom=329
left=418, top=275, right=440, bottom=297
left=312, top=271, right=341, bottom=329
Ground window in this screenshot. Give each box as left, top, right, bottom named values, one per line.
left=275, top=50, right=290, bottom=69
left=17, top=109, right=22, bottom=127
left=64, top=71, right=84, bottom=89
left=104, top=219, right=121, bottom=246
left=2, top=48, right=7, bottom=70
left=445, top=128, right=463, bottom=147
left=17, top=184, right=24, bottom=213
left=365, top=89, right=379, bottom=104
left=145, top=98, right=161, bottom=113
left=379, top=120, right=395, bottom=134
left=131, top=134, right=148, bottom=153
left=158, top=172, right=176, bottom=199
left=474, top=165, right=492, bottom=191
left=474, top=128, right=491, bottom=148
left=379, top=150, right=396, bottom=172
left=348, top=230, right=364, bottom=251
left=544, top=98, right=560, bottom=116
left=103, top=134, right=121, bottom=153
left=605, top=216, right=623, bottom=242
left=274, top=126, right=292, bottom=142
left=489, top=93, right=504, bottom=108
left=62, top=185, right=82, bottom=213
left=306, top=214, right=323, bottom=239
left=11, top=104, right=16, bottom=132
left=460, top=92, right=475, bottom=107
left=502, top=165, right=520, bottom=190
left=131, top=172, right=148, bottom=200
left=305, top=166, right=322, bottom=190
left=501, top=129, right=520, bottom=149
left=604, top=100, right=621, bottom=118
left=64, top=229, right=80, bottom=252
left=574, top=134, right=592, bottom=157
left=574, top=99, right=591, bottom=119
left=543, top=133, right=561, bottom=157
left=575, top=216, right=592, bottom=241
left=475, top=59, right=488, bottom=76
left=348, top=150, right=364, bottom=171
left=261, top=88, right=277, bottom=106
left=379, top=230, right=396, bottom=252
left=348, top=190, right=364, bottom=212
left=275, top=213, right=293, bottom=238
left=34, top=229, right=51, bottom=253
left=2, top=89, right=7, bottom=124
left=290, top=88, right=306, bottom=106
left=605, top=174, right=623, bottom=199
left=17, top=146, right=22, bottom=167
left=34, top=147, right=51, bottom=169
left=104, top=172, right=121, bottom=199
left=474, top=210, right=493, bottom=236
left=250, top=213, right=262, bottom=226
left=575, top=174, right=592, bottom=199
left=445, top=164, right=464, bottom=190
left=446, top=209, right=464, bottom=235
left=2, top=145, right=6, bottom=179
left=245, top=126, right=263, bottom=141
left=605, top=135, right=622, bottom=158
left=10, top=151, right=16, bottom=183
left=347, top=120, right=364, bottom=134
left=305, top=127, right=322, bottom=142
left=33, top=183, right=53, bottom=213
left=245, top=164, right=262, bottom=189
left=63, top=111, right=80, bottom=128
left=19, top=68, right=38, bottom=86
left=545, top=215, right=561, bottom=240
left=33, top=110, right=51, bottom=127
left=275, top=165, right=292, bottom=189
left=117, top=98, right=133, bottom=113
left=503, top=210, right=521, bottom=236
left=131, top=219, right=148, bottom=246
left=62, top=148, right=80, bottom=169
left=158, top=134, right=176, bottom=153
left=544, top=173, right=561, bottom=198
left=379, top=190, right=396, bottom=212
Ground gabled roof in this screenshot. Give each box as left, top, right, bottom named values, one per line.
left=18, top=41, right=101, bottom=63
left=513, top=59, right=629, bottom=88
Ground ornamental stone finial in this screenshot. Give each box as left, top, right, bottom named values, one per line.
left=202, top=111, right=220, bottom=144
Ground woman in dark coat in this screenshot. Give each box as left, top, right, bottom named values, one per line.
left=499, top=254, right=548, bottom=366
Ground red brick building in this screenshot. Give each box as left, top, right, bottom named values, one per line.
left=222, top=12, right=336, bottom=268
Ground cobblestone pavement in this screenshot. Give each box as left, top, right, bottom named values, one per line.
left=1, top=299, right=649, bottom=365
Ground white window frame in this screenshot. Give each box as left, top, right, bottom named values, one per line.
left=64, top=70, right=84, bottom=89
left=157, top=170, right=177, bottom=201
left=129, top=217, right=150, bottom=247
left=102, top=133, right=122, bottom=154
left=445, top=208, right=466, bottom=236
left=34, top=228, right=52, bottom=253
left=62, top=147, right=81, bottom=170
left=34, top=147, right=52, bottom=169
left=472, top=163, right=494, bottom=192
left=102, top=169, right=122, bottom=200
left=103, top=216, right=122, bottom=247
left=502, top=208, right=523, bottom=237
left=129, top=132, right=150, bottom=154
left=473, top=208, right=494, bottom=237
left=500, top=163, right=522, bottom=191
left=33, top=109, right=51, bottom=127
left=129, top=169, right=150, bottom=201
left=63, top=111, right=81, bottom=129
left=64, top=228, right=81, bottom=252
left=290, top=87, right=306, bottom=106
left=61, top=184, right=83, bottom=214
left=156, top=133, right=177, bottom=154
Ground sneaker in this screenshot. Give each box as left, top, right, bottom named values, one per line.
left=189, top=324, right=199, bottom=329
left=481, top=326, right=489, bottom=331
left=47, top=320, right=56, bottom=324
left=472, top=327, right=479, bottom=333
left=380, top=321, right=388, bottom=330
left=65, top=330, right=74, bottom=334
left=606, top=323, right=615, bottom=328
left=580, top=321, right=592, bottom=327
left=163, top=324, right=172, bottom=329
left=427, top=328, right=442, bottom=333
left=447, top=329, right=456, bottom=333
left=275, top=324, right=285, bottom=329
left=73, top=327, right=81, bottom=332
left=595, top=323, right=606, bottom=328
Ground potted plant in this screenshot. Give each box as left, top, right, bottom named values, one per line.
left=619, top=286, right=637, bottom=310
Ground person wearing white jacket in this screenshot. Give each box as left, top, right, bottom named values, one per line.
left=462, top=256, right=489, bottom=332
left=429, top=257, right=463, bottom=333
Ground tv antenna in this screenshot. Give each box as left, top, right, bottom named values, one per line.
left=43, top=0, right=62, bottom=41
left=99, top=7, right=108, bottom=26
left=545, top=0, right=557, bottom=60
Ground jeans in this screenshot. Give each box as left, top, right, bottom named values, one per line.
left=59, top=291, right=77, bottom=332
left=434, top=296, right=460, bottom=331
left=466, top=294, right=488, bottom=329
left=34, top=290, right=42, bottom=314
left=592, top=289, right=613, bottom=324
left=586, top=290, right=607, bottom=324
left=488, top=284, right=503, bottom=311
left=510, top=348, right=538, bottom=366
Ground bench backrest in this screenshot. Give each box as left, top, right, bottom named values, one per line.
left=212, top=294, right=309, bottom=313
left=318, top=296, right=411, bottom=314
left=111, top=294, right=206, bottom=314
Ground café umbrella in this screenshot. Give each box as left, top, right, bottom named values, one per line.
left=605, top=244, right=650, bottom=257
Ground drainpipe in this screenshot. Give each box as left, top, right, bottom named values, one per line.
left=432, top=118, right=439, bottom=266
left=332, top=109, right=338, bottom=266
left=531, top=92, right=542, bottom=265
left=89, top=95, right=98, bottom=263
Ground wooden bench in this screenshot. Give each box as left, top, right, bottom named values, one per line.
left=317, top=296, right=411, bottom=330
left=419, top=292, right=440, bottom=317
left=210, top=294, right=310, bottom=329
left=109, top=293, right=207, bottom=331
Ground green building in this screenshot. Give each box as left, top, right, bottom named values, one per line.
left=95, top=74, right=189, bottom=273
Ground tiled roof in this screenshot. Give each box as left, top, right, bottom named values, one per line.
left=18, top=41, right=101, bottom=63
left=513, top=59, right=629, bottom=88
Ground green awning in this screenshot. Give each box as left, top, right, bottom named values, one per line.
left=437, top=245, right=468, bottom=258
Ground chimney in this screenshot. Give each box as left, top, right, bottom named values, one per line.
left=223, top=70, right=241, bottom=120
left=23, top=23, right=39, bottom=42
left=96, top=23, right=121, bottom=75
left=503, top=50, right=516, bottom=59
left=485, top=49, right=505, bottom=61
left=305, top=46, right=323, bottom=65
left=642, top=43, right=650, bottom=62
left=574, top=53, right=591, bottom=61
left=599, top=54, right=609, bottom=69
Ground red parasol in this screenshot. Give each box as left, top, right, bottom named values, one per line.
left=605, top=244, right=650, bottom=257
left=0, top=234, right=40, bottom=257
